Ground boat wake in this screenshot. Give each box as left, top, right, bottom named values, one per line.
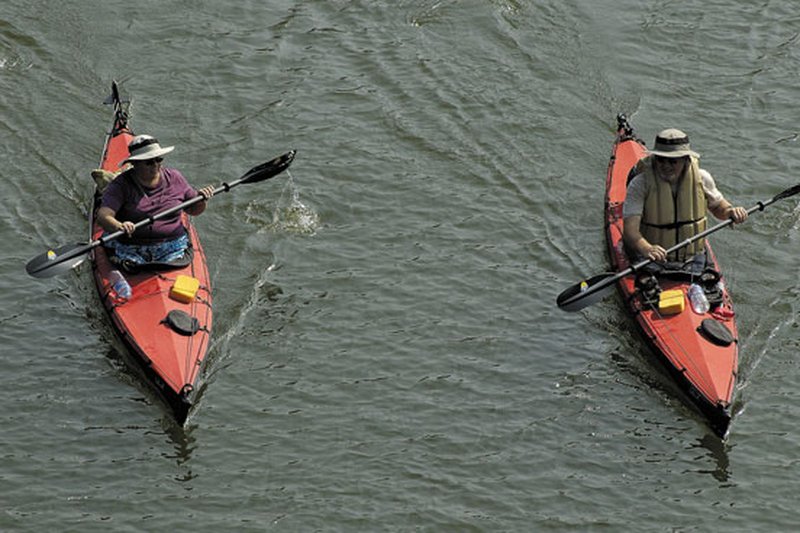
left=732, top=283, right=796, bottom=428
left=204, top=261, right=282, bottom=384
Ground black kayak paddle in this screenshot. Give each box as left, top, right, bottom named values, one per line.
left=26, top=150, right=296, bottom=279
left=556, top=183, right=800, bottom=312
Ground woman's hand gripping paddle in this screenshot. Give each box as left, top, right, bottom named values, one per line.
left=25, top=151, right=296, bottom=279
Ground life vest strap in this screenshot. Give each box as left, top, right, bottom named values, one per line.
left=641, top=216, right=706, bottom=230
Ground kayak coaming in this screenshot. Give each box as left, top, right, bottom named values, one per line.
left=88, top=84, right=212, bottom=423
left=604, top=116, right=738, bottom=437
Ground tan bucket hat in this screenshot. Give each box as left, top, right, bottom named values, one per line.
left=120, top=134, right=175, bottom=166
left=650, top=128, right=699, bottom=158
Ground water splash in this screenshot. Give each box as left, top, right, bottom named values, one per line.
left=243, top=170, right=319, bottom=234
left=269, top=170, right=320, bottom=235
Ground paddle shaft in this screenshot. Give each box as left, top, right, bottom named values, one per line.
left=26, top=151, right=295, bottom=277
left=612, top=202, right=761, bottom=284
left=557, top=184, right=800, bottom=311
left=99, top=177, right=248, bottom=246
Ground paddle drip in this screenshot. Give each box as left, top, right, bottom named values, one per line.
left=246, top=170, right=319, bottom=234
left=273, top=170, right=318, bottom=234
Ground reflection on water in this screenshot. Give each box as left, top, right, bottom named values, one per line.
left=106, top=344, right=199, bottom=474
left=692, top=434, right=732, bottom=484
left=162, top=420, right=197, bottom=473
left=103, top=345, right=202, bottom=433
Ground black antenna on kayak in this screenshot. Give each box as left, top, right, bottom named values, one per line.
left=103, top=80, right=130, bottom=106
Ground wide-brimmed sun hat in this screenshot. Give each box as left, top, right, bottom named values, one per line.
left=650, top=128, right=699, bottom=159
left=120, top=134, right=175, bottom=166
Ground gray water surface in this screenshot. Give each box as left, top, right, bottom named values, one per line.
left=2, top=1, right=800, bottom=531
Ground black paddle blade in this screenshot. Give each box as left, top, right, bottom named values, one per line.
left=773, top=183, right=800, bottom=201
left=241, top=150, right=296, bottom=184
left=27, top=152, right=296, bottom=280
left=25, top=243, right=89, bottom=278
left=558, top=184, right=800, bottom=313
left=556, top=273, right=618, bottom=312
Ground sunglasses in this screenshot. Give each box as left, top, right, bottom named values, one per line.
left=144, top=157, right=164, bottom=166
left=655, top=156, right=687, bottom=166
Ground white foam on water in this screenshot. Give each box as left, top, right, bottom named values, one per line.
left=269, top=171, right=320, bottom=235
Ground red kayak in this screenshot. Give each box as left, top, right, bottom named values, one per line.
left=604, top=115, right=738, bottom=437
left=22, top=82, right=294, bottom=420
left=89, top=82, right=212, bottom=423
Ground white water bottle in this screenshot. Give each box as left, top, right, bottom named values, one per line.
left=688, top=283, right=709, bottom=314
left=109, top=269, right=132, bottom=300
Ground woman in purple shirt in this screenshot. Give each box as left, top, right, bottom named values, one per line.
left=97, top=134, right=214, bottom=265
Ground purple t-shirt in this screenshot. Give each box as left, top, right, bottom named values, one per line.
left=101, top=167, right=199, bottom=242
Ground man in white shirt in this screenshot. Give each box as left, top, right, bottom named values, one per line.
left=623, top=128, right=748, bottom=263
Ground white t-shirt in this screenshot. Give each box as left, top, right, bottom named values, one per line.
left=622, top=168, right=725, bottom=219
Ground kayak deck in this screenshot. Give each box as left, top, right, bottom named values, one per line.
left=604, top=115, right=738, bottom=437
left=89, top=82, right=213, bottom=423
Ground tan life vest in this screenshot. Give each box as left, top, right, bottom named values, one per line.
left=638, top=155, right=707, bottom=261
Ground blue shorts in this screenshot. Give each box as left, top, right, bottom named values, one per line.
left=104, top=234, right=189, bottom=265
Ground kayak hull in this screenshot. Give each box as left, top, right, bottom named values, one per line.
left=89, top=84, right=212, bottom=424
left=604, top=115, right=738, bottom=438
